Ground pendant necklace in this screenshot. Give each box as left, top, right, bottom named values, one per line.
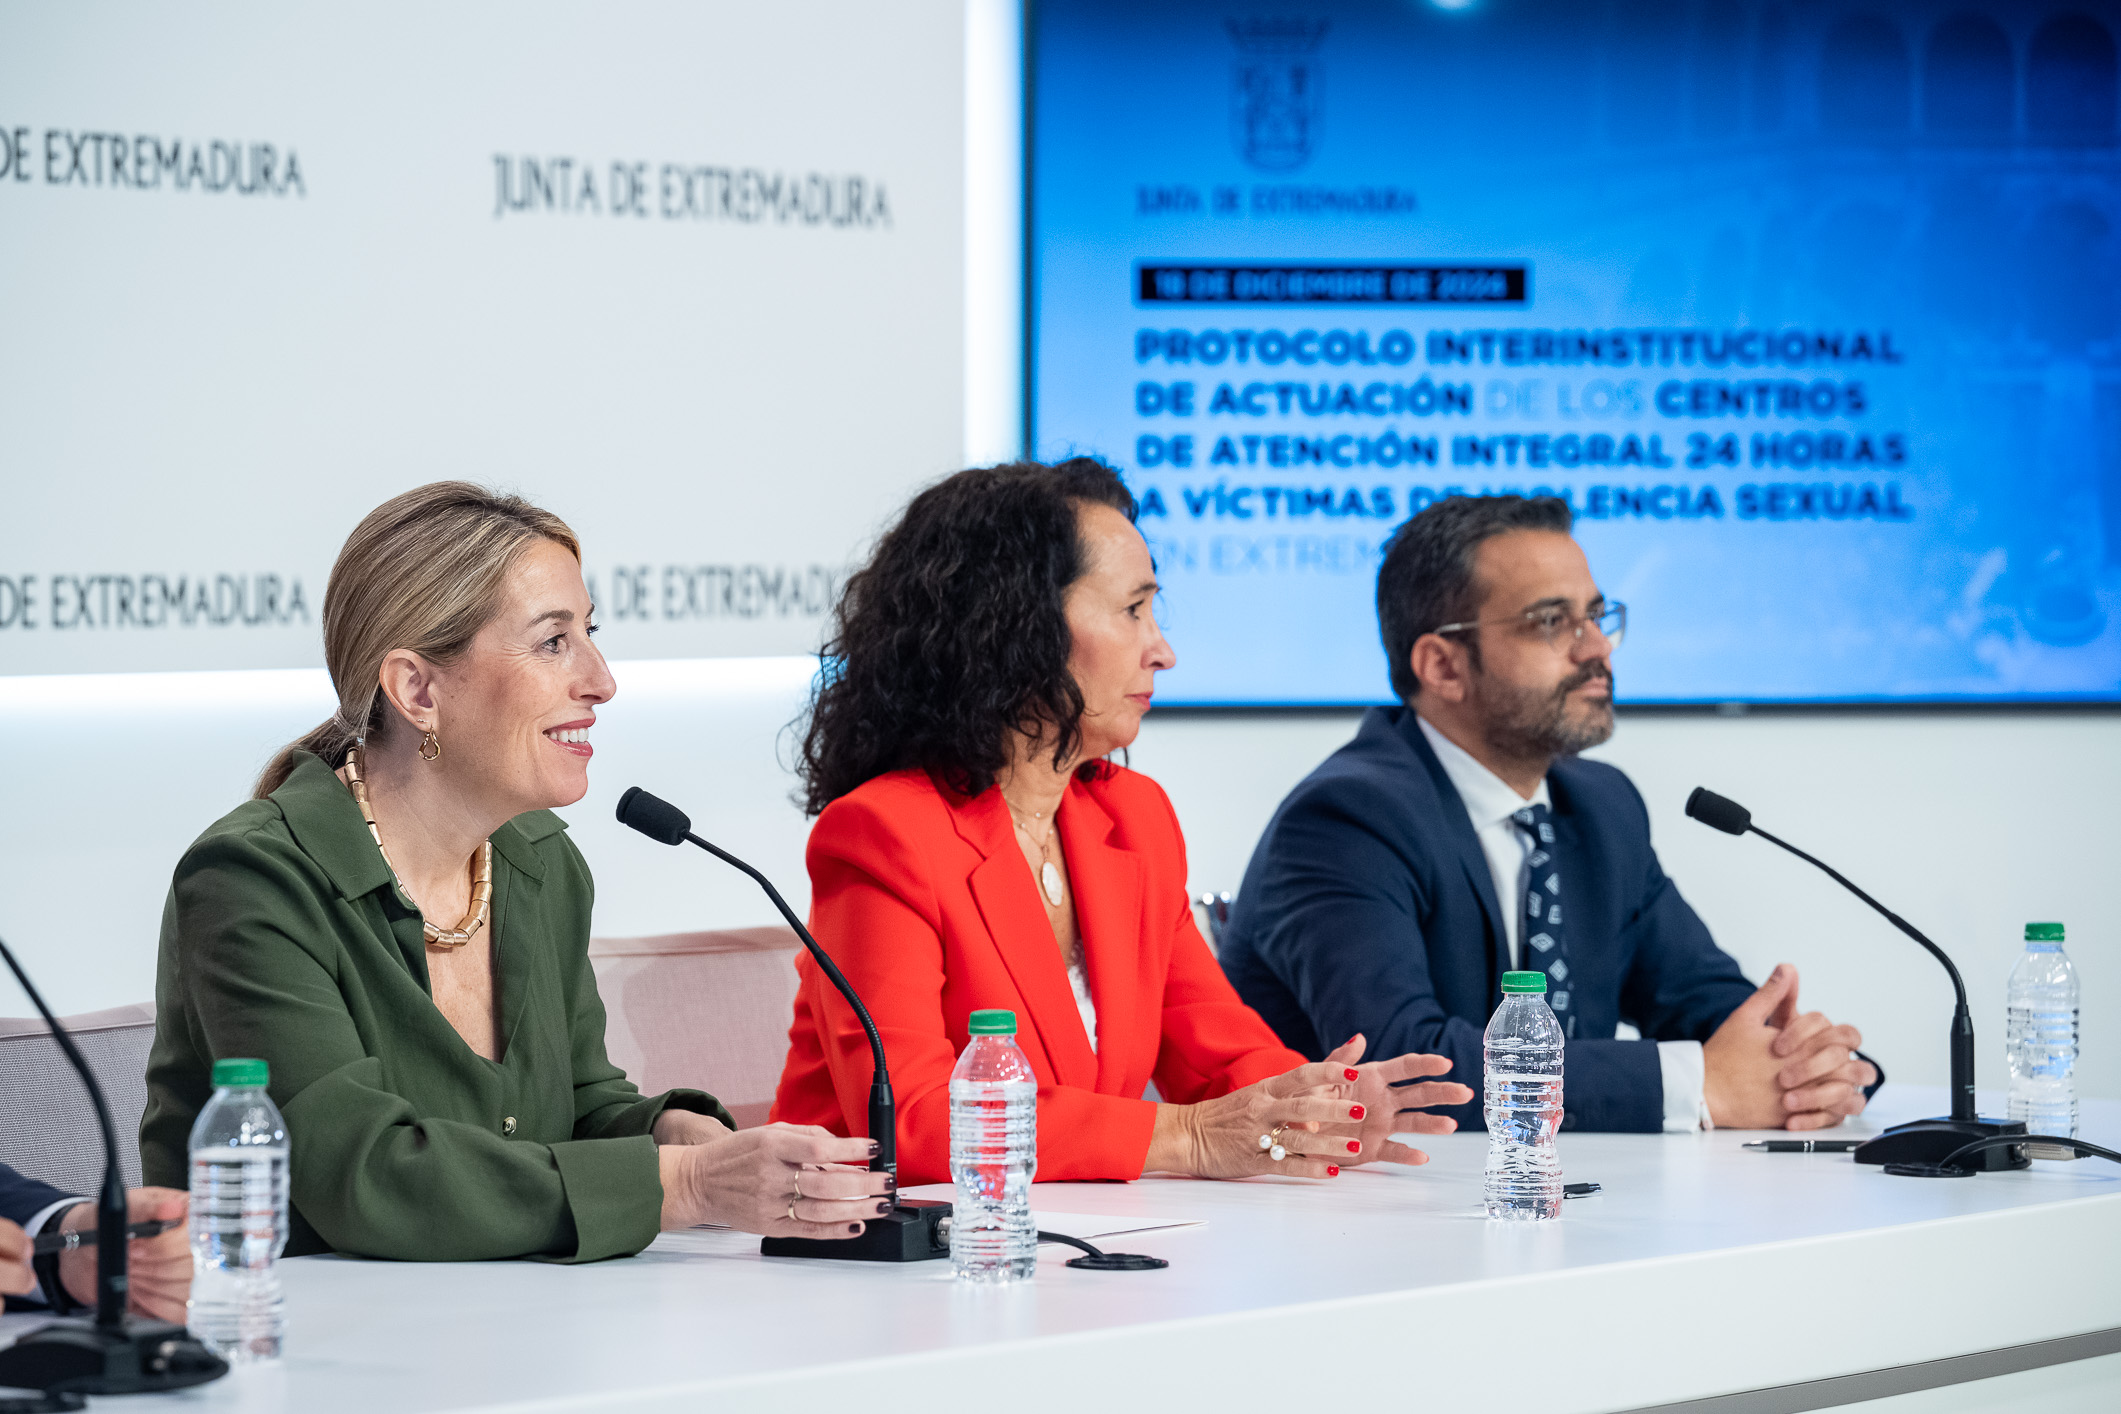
left=1039, top=860, right=1065, bottom=909
left=1007, top=799, right=1067, bottom=908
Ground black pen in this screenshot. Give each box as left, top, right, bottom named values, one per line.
left=1741, top=1139, right=1861, bottom=1154
left=29, top=1217, right=184, bottom=1255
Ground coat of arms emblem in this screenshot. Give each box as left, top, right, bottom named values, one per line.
left=1227, top=17, right=1328, bottom=172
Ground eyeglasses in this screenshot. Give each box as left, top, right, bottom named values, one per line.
left=1432, top=601, right=1626, bottom=652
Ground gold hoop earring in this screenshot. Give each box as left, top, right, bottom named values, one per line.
left=419, top=728, right=441, bottom=763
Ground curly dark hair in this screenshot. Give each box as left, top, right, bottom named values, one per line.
left=796, top=458, right=1138, bottom=814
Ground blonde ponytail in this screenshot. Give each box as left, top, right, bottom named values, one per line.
left=253, top=482, right=579, bottom=799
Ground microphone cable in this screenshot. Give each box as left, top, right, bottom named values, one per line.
left=1036, top=1230, right=1167, bottom=1272
left=1885, top=1135, right=2121, bottom=1178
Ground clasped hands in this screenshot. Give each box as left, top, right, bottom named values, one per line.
left=1147, top=1034, right=1473, bottom=1180
left=1703, top=963, right=1878, bottom=1131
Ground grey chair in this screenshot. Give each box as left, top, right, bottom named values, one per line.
left=1195, top=891, right=1235, bottom=953
left=0, top=1002, right=157, bottom=1194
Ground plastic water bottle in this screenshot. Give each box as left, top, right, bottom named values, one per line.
left=1484, top=971, right=1564, bottom=1221
left=2007, top=921, right=2080, bottom=1145
left=948, top=1008, right=1037, bottom=1282
left=187, top=1058, right=289, bottom=1361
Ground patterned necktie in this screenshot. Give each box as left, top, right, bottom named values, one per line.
left=1511, top=803, right=1576, bottom=1038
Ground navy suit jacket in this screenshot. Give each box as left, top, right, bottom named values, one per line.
left=3, top=1160, right=75, bottom=1311
left=1219, top=705, right=1758, bottom=1133
left=2, top=1160, right=71, bottom=1229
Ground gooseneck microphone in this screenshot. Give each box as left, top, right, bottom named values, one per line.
left=1684, top=788, right=2028, bottom=1173
left=615, top=787, right=949, bottom=1262
left=1685, top=788, right=1976, bottom=1117
left=0, top=935, right=229, bottom=1398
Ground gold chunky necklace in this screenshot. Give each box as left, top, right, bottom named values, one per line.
left=344, top=747, right=493, bottom=950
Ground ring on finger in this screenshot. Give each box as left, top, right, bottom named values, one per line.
left=1267, top=1123, right=1289, bottom=1162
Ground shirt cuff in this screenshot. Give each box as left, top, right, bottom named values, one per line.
left=1657, top=1040, right=1710, bottom=1133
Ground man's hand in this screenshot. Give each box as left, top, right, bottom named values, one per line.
left=1705, top=964, right=1811, bottom=1129
left=59, top=1188, right=190, bottom=1324
left=1771, top=989, right=1877, bottom=1131
left=1705, top=965, right=1876, bottom=1130
left=1, top=1218, right=34, bottom=1300
left=652, top=1109, right=732, bottom=1146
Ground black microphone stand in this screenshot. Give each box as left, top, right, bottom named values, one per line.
left=615, top=789, right=949, bottom=1261
left=1684, top=790, right=2027, bottom=1172
left=0, top=936, right=228, bottom=1400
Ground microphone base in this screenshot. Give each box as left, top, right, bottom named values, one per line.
left=1854, top=1116, right=2029, bottom=1172
left=0, top=1316, right=229, bottom=1395
left=760, top=1197, right=952, bottom=1263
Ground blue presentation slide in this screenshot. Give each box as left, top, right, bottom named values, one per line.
left=1031, top=0, right=2121, bottom=704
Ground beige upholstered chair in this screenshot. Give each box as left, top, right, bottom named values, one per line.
left=0, top=1002, right=158, bottom=1193
left=588, top=928, right=804, bottom=1130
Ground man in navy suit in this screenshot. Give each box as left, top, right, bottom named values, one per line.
left=1219, top=495, right=1880, bottom=1133
left=2, top=1160, right=191, bottom=1319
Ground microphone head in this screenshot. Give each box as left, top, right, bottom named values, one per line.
left=1685, top=787, right=1752, bottom=836
left=616, top=787, right=691, bottom=846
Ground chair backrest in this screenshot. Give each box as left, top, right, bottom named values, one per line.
left=1195, top=890, right=1235, bottom=952
left=0, top=1002, right=157, bottom=1194
left=588, top=928, right=803, bottom=1130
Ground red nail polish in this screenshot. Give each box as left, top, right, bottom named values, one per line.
left=1349, top=1104, right=1366, bottom=1120
left=1344, top=1068, right=1360, bottom=1081
left=1326, top=1165, right=1340, bottom=1177
left=1346, top=1140, right=1361, bottom=1153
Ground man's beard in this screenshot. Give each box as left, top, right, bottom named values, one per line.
left=1475, top=660, right=1616, bottom=763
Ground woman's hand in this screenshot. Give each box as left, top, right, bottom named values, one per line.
left=651, top=1108, right=731, bottom=1146
left=1320, top=1034, right=1473, bottom=1166
left=59, top=1188, right=191, bottom=1324
left=1145, top=1059, right=1382, bottom=1179
left=658, top=1123, right=895, bottom=1241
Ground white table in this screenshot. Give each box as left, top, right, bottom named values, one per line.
left=7, top=1088, right=2118, bottom=1413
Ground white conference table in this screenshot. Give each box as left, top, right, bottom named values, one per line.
left=7, top=1087, right=2118, bottom=1414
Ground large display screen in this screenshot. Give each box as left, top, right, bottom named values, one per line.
left=1030, top=0, right=2121, bottom=705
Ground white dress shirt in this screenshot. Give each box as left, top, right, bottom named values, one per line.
left=1417, top=717, right=1709, bottom=1132
left=1069, top=957, right=1099, bottom=1053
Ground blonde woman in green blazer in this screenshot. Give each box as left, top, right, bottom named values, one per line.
left=141, top=483, right=891, bottom=1262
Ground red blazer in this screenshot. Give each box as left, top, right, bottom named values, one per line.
left=770, top=764, right=1305, bottom=1184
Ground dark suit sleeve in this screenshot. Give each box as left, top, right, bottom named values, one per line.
left=1609, top=781, right=1757, bottom=1049
left=1243, top=780, right=1502, bottom=1129
left=0, top=1162, right=72, bottom=1230
left=3, top=1162, right=78, bottom=1312
left=1564, top=773, right=1754, bottom=1131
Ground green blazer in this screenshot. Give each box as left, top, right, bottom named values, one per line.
left=140, top=751, right=730, bottom=1263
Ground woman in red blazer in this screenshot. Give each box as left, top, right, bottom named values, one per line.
left=771, top=459, right=1469, bottom=1184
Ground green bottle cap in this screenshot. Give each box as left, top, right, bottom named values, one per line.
left=211, top=1058, right=269, bottom=1088
left=967, top=1008, right=1018, bottom=1036
left=1500, top=971, right=1548, bottom=994
left=2025, top=922, right=2065, bottom=943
